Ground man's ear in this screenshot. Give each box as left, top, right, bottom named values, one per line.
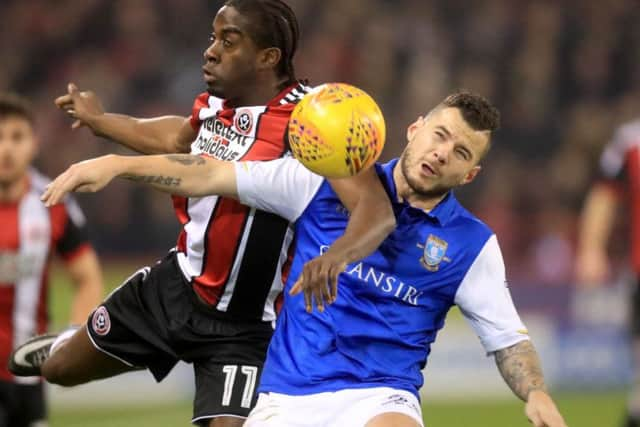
left=257, top=47, right=282, bottom=71
left=461, top=165, right=481, bottom=185
left=406, top=116, right=425, bottom=142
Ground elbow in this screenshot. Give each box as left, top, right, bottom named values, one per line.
left=357, top=190, right=396, bottom=234
left=382, top=215, right=396, bottom=236
left=378, top=208, right=396, bottom=236
left=378, top=198, right=396, bottom=235
left=381, top=216, right=396, bottom=242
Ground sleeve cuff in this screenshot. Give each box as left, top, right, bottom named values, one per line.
left=61, top=243, right=93, bottom=263
left=483, top=332, right=531, bottom=356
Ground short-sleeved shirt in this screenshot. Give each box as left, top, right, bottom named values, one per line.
left=173, top=83, right=311, bottom=321
left=0, top=170, right=91, bottom=382
left=233, top=157, right=529, bottom=398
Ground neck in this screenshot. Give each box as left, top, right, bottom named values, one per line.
left=0, top=175, right=28, bottom=204
left=392, top=162, right=447, bottom=212
left=226, top=74, right=291, bottom=108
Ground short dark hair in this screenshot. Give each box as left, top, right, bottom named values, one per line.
left=0, top=93, right=34, bottom=125
left=440, top=91, right=500, bottom=133
left=225, top=0, right=299, bottom=86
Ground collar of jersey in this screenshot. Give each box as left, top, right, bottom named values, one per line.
left=378, top=159, right=458, bottom=226
left=221, top=82, right=303, bottom=110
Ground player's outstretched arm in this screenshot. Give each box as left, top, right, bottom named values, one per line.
left=41, top=154, right=237, bottom=206
left=290, top=167, right=396, bottom=312
left=55, top=83, right=196, bottom=155
left=494, top=341, right=567, bottom=427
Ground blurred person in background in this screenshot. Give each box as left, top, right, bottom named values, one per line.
left=575, top=118, right=640, bottom=427
left=10, top=1, right=393, bottom=426
left=0, top=93, right=103, bottom=427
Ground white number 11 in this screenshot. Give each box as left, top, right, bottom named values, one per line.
left=221, top=365, right=258, bottom=408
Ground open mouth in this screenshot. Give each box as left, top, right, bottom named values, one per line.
left=421, top=162, right=437, bottom=176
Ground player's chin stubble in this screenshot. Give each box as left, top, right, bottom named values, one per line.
left=400, top=155, right=449, bottom=199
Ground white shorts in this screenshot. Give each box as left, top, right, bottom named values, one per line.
left=244, top=387, right=424, bottom=427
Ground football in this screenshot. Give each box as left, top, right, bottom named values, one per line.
left=288, top=83, right=386, bottom=178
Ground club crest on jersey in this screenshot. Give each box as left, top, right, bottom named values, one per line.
left=235, top=110, right=253, bottom=135
left=92, top=306, right=111, bottom=336
left=417, top=234, right=450, bottom=272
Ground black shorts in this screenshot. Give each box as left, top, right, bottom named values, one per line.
left=0, top=380, right=46, bottom=427
left=86, top=253, right=273, bottom=424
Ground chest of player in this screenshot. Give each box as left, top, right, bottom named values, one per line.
left=344, top=224, right=476, bottom=309
left=190, top=107, right=286, bottom=162
left=300, top=191, right=478, bottom=309
left=0, top=202, right=52, bottom=284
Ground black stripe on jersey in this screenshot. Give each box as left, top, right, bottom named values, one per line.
left=225, top=210, right=290, bottom=319
left=280, top=84, right=309, bottom=105
left=199, top=197, right=222, bottom=277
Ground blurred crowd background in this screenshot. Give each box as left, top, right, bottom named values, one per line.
left=2, top=0, right=639, bottom=290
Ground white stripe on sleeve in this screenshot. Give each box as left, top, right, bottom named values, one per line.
left=234, top=158, right=324, bottom=222
left=454, top=234, right=530, bottom=354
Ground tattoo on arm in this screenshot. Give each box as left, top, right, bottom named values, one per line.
left=125, top=175, right=182, bottom=187
left=494, top=340, right=547, bottom=401
left=165, top=154, right=205, bottom=166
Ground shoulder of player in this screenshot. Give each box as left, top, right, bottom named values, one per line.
left=610, top=119, right=640, bottom=150
left=29, top=169, right=85, bottom=219
left=276, top=82, right=313, bottom=107
left=449, top=203, right=495, bottom=243
left=28, top=168, right=50, bottom=190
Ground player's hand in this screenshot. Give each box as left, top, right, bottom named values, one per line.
left=574, top=248, right=609, bottom=289
left=54, top=83, right=105, bottom=131
left=289, top=252, right=346, bottom=313
left=525, top=390, right=568, bottom=427
left=41, top=155, right=120, bottom=206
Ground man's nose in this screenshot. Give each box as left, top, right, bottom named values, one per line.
left=203, top=41, right=221, bottom=63
left=432, top=145, right=450, bottom=164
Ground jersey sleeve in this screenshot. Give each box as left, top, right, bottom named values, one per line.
left=55, top=196, right=91, bottom=261
left=234, top=157, right=324, bottom=222
left=454, top=235, right=529, bottom=354
left=189, top=93, right=211, bottom=130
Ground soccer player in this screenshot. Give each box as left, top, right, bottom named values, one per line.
left=575, top=119, right=640, bottom=427
left=0, top=94, right=103, bottom=427
left=9, top=2, right=394, bottom=426
left=39, top=92, right=568, bottom=427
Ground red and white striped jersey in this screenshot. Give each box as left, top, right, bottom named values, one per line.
left=0, top=170, right=91, bottom=383
left=599, top=119, right=640, bottom=274
left=173, top=82, right=310, bottom=322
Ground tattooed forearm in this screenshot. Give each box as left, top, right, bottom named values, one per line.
left=165, top=154, right=205, bottom=166
left=125, top=174, right=182, bottom=187
left=494, top=340, right=547, bottom=401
